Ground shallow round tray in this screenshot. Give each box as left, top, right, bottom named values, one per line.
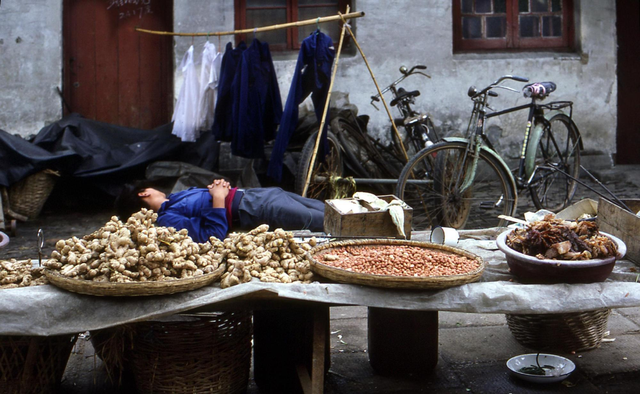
left=496, top=230, right=626, bottom=284
left=306, top=239, right=485, bottom=289
left=44, top=265, right=225, bottom=297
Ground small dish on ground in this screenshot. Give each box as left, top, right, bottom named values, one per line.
left=506, top=353, right=575, bottom=383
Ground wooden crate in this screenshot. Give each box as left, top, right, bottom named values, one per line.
left=323, top=195, right=412, bottom=239
left=596, top=198, right=640, bottom=265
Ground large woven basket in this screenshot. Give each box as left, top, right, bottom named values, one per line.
left=506, top=309, right=611, bottom=352
left=129, top=312, right=253, bottom=394
left=8, top=170, right=60, bottom=220
left=44, top=264, right=225, bottom=296
left=0, top=334, right=78, bottom=394
left=307, top=238, right=485, bottom=289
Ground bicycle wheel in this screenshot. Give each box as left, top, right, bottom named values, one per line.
left=295, top=130, right=344, bottom=200
left=396, top=141, right=517, bottom=230
left=529, top=113, right=581, bottom=212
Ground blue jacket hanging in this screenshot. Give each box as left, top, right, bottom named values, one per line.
left=231, top=39, right=283, bottom=158
left=212, top=41, right=247, bottom=141
left=267, top=31, right=335, bottom=182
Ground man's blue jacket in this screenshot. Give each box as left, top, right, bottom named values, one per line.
left=156, top=188, right=228, bottom=243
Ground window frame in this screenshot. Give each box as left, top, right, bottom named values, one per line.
left=452, top=0, right=575, bottom=52
left=234, top=0, right=351, bottom=52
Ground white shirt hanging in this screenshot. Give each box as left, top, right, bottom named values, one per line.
left=172, top=45, right=201, bottom=142
left=196, top=41, right=223, bottom=131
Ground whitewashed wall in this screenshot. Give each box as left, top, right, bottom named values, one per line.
left=0, top=1, right=63, bottom=137
left=0, top=0, right=617, bottom=161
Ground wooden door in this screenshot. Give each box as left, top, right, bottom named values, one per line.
left=616, top=0, right=640, bottom=164
left=63, top=0, right=173, bottom=129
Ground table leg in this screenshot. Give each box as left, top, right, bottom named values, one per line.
left=368, top=308, right=439, bottom=377
left=253, top=305, right=330, bottom=393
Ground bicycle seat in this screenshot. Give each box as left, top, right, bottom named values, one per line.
left=523, top=82, right=556, bottom=99
left=390, top=88, right=420, bottom=107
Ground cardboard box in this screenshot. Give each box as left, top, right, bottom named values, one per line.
left=556, top=198, right=598, bottom=220
left=596, top=198, right=640, bottom=265
left=323, top=195, right=412, bottom=239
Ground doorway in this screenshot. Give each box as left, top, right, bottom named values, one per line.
left=616, top=0, right=640, bottom=164
left=63, top=0, right=174, bottom=129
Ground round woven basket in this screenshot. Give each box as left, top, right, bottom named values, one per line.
left=130, top=312, right=253, bottom=394
left=0, top=334, right=78, bottom=394
left=307, top=238, right=485, bottom=289
left=506, top=309, right=611, bottom=352
left=44, top=265, right=224, bottom=297
left=8, top=169, right=60, bottom=220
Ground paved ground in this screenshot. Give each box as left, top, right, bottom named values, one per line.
left=2, top=159, right=639, bottom=393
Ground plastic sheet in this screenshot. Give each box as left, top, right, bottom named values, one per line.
left=2, top=232, right=640, bottom=336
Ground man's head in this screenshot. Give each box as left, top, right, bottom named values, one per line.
left=115, top=184, right=167, bottom=220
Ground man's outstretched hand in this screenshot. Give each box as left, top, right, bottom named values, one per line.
left=208, top=179, right=230, bottom=208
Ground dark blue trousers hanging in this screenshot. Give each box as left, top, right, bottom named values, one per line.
left=231, top=39, right=282, bottom=158
left=267, top=31, right=335, bottom=182
left=211, top=41, right=246, bottom=141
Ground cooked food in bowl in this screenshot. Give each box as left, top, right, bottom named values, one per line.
left=505, top=214, right=620, bottom=260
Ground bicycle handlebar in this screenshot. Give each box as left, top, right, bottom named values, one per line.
left=371, top=64, right=431, bottom=105
left=469, top=75, right=530, bottom=98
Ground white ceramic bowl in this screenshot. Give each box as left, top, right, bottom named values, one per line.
left=506, top=353, right=575, bottom=383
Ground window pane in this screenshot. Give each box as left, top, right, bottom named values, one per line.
left=298, top=6, right=341, bottom=43
left=486, top=16, right=506, bottom=38
left=551, top=0, right=562, bottom=12
left=462, top=17, right=482, bottom=39
left=247, top=0, right=286, bottom=6
left=542, top=15, right=562, bottom=37
left=475, top=0, right=492, bottom=13
left=519, top=15, right=540, bottom=37
left=299, top=0, right=337, bottom=4
left=462, top=0, right=473, bottom=13
left=247, top=9, right=287, bottom=45
left=531, top=0, right=548, bottom=12
left=519, top=0, right=529, bottom=13
left=494, top=0, right=506, bottom=13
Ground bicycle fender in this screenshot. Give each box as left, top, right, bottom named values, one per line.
left=442, top=137, right=518, bottom=204
left=524, top=110, right=582, bottom=178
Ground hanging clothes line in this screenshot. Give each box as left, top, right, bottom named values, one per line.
left=134, top=11, right=365, bottom=36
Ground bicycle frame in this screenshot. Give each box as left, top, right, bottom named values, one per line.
left=455, top=87, right=578, bottom=196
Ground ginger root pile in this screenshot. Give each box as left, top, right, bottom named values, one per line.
left=1, top=259, right=48, bottom=289
left=43, top=209, right=225, bottom=283
left=220, top=224, right=317, bottom=288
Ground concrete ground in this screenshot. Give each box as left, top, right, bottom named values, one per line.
left=2, top=159, right=639, bottom=393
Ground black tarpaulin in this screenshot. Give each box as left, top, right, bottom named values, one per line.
left=1, top=114, right=219, bottom=192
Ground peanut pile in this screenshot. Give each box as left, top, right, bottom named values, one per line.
left=43, top=209, right=224, bottom=283
left=316, top=245, right=480, bottom=277
left=1, top=259, right=48, bottom=288
left=220, top=224, right=317, bottom=288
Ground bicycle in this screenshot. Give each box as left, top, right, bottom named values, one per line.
left=395, top=76, right=582, bottom=230
left=296, top=65, right=439, bottom=199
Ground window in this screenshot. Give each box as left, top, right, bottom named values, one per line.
left=235, top=0, right=353, bottom=52
left=453, top=0, right=574, bottom=52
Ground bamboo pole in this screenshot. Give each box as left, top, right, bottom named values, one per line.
left=135, top=11, right=364, bottom=37
left=338, top=13, right=410, bottom=162
left=301, top=6, right=350, bottom=198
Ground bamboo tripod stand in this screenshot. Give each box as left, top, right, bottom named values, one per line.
left=136, top=8, right=408, bottom=198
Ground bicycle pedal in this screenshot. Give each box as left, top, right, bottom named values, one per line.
left=479, top=201, right=498, bottom=209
